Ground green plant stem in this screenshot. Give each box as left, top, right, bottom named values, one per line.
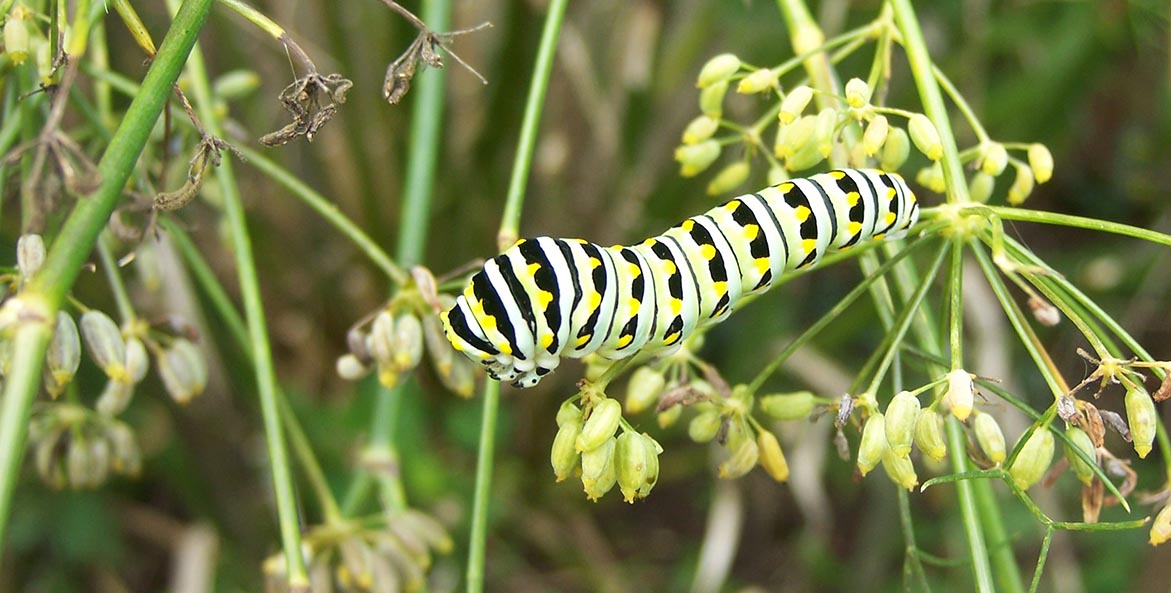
left=0, top=0, right=213, bottom=552
left=948, top=237, right=963, bottom=368
left=466, top=381, right=500, bottom=593
left=96, top=233, right=136, bottom=323
left=955, top=204, right=1171, bottom=248
left=897, top=488, right=931, bottom=592
left=217, top=0, right=286, bottom=38
left=944, top=417, right=997, bottom=593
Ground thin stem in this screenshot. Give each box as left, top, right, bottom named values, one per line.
left=948, top=236, right=963, bottom=369
left=955, top=204, right=1171, bottom=248
left=897, top=488, right=932, bottom=593
left=95, top=233, right=136, bottom=324
left=216, top=0, right=286, bottom=39
left=944, top=415, right=996, bottom=593
left=1026, top=529, right=1053, bottom=593
left=466, top=380, right=501, bottom=593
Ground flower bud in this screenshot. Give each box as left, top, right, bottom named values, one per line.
left=844, top=78, right=871, bottom=108
left=638, top=433, right=662, bottom=498
left=908, top=114, right=943, bottom=161
left=80, top=310, right=128, bottom=382
left=158, top=339, right=207, bottom=404
left=1027, top=143, right=1054, bottom=183
left=880, top=127, right=911, bottom=171
left=1064, top=427, right=1097, bottom=485
left=625, top=367, right=665, bottom=414
left=682, top=115, right=720, bottom=145
left=369, top=309, right=395, bottom=366
left=616, top=431, right=649, bottom=502
left=125, top=337, right=149, bottom=384
left=1125, top=387, right=1156, bottom=458
left=556, top=400, right=583, bottom=426
left=96, top=379, right=135, bottom=416
left=736, top=68, right=778, bottom=94
left=980, top=143, right=1008, bottom=176
left=706, top=161, right=750, bottom=196
left=881, top=449, right=918, bottom=490
left=779, top=85, right=814, bottom=124
left=440, top=356, right=477, bottom=398
left=47, top=312, right=80, bottom=388
left=856, top=412, right=886, bottom=476
left=813, top=108, right=837, bottom=157
left=69, top=432, right=110, bottom=489
left=580, top=436, right=617, bottom=500
left=862, top=115, right=889, bottom=157
left=107, top=420, right=141, bottom=476
left=688, top=411, right=722, bottom=443
left=760, top=391, right=816, bottom=420
left=914, top=408, right=947, bottom=461
left=3, top=9, right=30, bottom=65
left=1007, top=428, right=1054, bottom=490
left=392, top=313, right=424, bottom=371
left=884, top=391, right=920, bottom=457
left=336, top=353, right=370, bottom=380
left=1007, top=164, right=1035, bottom=205
left=944, top=369, right=974, bottom=421
left=675, top=140, right=721, bottom=177
left=969, top=172, right=995, bottom=203
left=551, top=419, right=582, bottom=482
left=35, top=425, right=67, bottom=489
left=1028, top=296, right=1060, bottom=327
left=767, top=165, right=789, bottom=186
left=696, top=53, right=740, bottom=88
left=915, top=163, right=946, bottom=194
left=577, top=398, right=622, bottom=452
left=699, top=80, right=729, bottom=118
left=1151, top=504, right=1171, bottom=546
left=785, top=139, right=826, bottom=172
left=757, top=430, right=789, bottom=482
left=974, top=413, right=1006, bottom=464
left=17, top=234, right=45, bottom=280
left=776, top=115, right=817, bottom=159
left=717, top=430, right=759, bottom=479
left=657, top=404, right=682, bottom=428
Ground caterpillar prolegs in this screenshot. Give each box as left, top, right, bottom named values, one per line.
left=441, top=168, right=920, bottom=388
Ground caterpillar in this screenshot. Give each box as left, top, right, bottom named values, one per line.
left=441, top=168, right=920, bottom=388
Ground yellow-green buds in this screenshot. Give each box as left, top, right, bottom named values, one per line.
left=3, top=6, right=30, bottom=65
left=1008, top=428, right=1055, bottom=490
left=779, top=85, right=814, bottom=124
left=775, top=115, right=816, bottom=159
left=615, top=431, right=648, bottom=502
left=96, top=378, right=134, bottom=417
left=857, top=412, right=886, bottom=476
left=736, top=68, right=778, bottom=94
left=80, top=310, right=128, bottom=383
left=757, top=430, right=789, bottom=482
left=158, top=339, right=208, bottom=404
left=423, top=309, right=475, bottom=397
left=973, top=412, right=1006, bottom=465
left=881, top=449, right=918, bottom=490
left=125, top=338, right=149, bottom=384
left=336, top=353, right=369, bottom=380
left=392, top=313, right=424, bottom=373
left=657, top=404, right=682, bottom=428
left=626, top=366, right=665, bottom=414
left=760, top=391, right=816, bottom=420
left=1064, top=427, right=1097, bottom=485
left=885, top=391, right=920, bottom=457
left=707, top=161, right=750, bottom=196
left=1125, top=387, right=1156, bottom=458
left=813, top=108, right=837, bottom=157
left=1027, top=143, right=1054, bottom=183
left=908, top=114, right=943, bottom=161
left=969, top=172, right=995, bottom=203
left=767, top=165, right=789, bottom=186
left=980, top=143, right=1008, bottom=176
left=697, top=53, right=741, bottom=88
left=682, top=115, right=720, bottom=145
left=551, top=419, right=582, bottom=482
left=1007, top=164, right=1035, bottom=205
left=944, top=369, right=974, bottom=421
left=577, top=398, right=622, bottom=452
left=581, top=436, right=617, bottom=500
left=844, top=78, right=871, bottom=109
left=688, top=410, right=723, bottom=443
left=557, top=400, right=583, bottom=426
left=880, top=127, right=911, bottom=171
left=914, top=408, right=947, bottom=461
left=46, top=312, right=80, bottom=392
left=699, top=80, right=729, bottom=118
left=675, top=140, right=721, bottom=177
left=1151, top=504, right=1171, bottom=546
left=107, top=420, right=141, bottom=476
left=639, top=434, right=662, bottom=498
left=916, top=163, right=946, bottom=194
left=861, top=115, right=889, bottom=157
left=717, top=425, right=759, bottom=479
left=17, top=234, right=45, bottom=281
left=213, top=69, right=262, bottom=101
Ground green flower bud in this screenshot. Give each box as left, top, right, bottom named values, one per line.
left=879, top=127, right=911, bottom=171
left=35, top=425, right=67, bottom=489
left=736, top=68, right=778, bottom=94
left=699, top=80, right=729, bottom=117
left=3, top=8, right=30, bottom=65
left=675, top=140, right=721, bottom=177
left=47, top=312, right=80, bottom=389
left=1007, top=164, right=1035, bottom=205
left=767, top=165, right=789, bottom=186
left=980, top=143, right=1008, bottom=176
left=718, top=430, right=759, bottom=479
left=616, top=431, right=649, bottom=502
left=369, top=310, right=395, bottom=367
left=914, top=408, right=947, bottom=461
left=336, top=353, right=370, bottom=381
left=80, top=310, right=128, bottom=382
left=1027, top=143, right=1054, bottom=183
left=657, top=404, right=682, bottom=428
left=969, top=172, right=995, bottom=203
left=844, top=78, right=871, bottom=109
left=779, top=85, right=814, bottom=124
left=682, top=115, right=720, bottom=145
left=856, top=412, right=886, bottom=476
left=68, top=431, right=110, bottom=489
left=96, top=379, right=135, bottom=416
left=974, top=412, right=1006, bottom=465
left=1151, top=504, right=1171, bottom=546
left=757, top=430, right=789, bottom=482
left=125, top=337, right=149, bottom=384
left=908, top=114, right=943, bottom=161
left=107, top=420, right=141, bottom=476
left=1008, top=428, right=1055, bottom=490
left=881, top=449, right=918, bottom=490
left=626, top=367, right=665, bottom=414
left=440, top=356, right=477, bottom=398
left=760, top=391, right=816, bottom=420
left=134, top=242, right=163, bottom=292
left=776, top=115, right=817, bottom=159
left=944, top=369, right=973, bottom=421
left=581, top=436, right=617, bottom=500
left=551, top=419, right=582, bottom=482
left=785, top=140, right=826, bottom=172
left=577, top=398, right=622, bottom=452
left=159, top=339, right=207, bottom=404
left=915, top=163, right=946, bottom=194
left=1064, top=427, right=1097, bottom=485
left=557, top=400, right=584, bottom=426
left=688, top=411, right=723, bottom=443
left=706, top=161, right=750, bottom=195
left=813, top=108, right=837, bottom=158
left=638, top=433, right=662, bottom=498
left=862, top=115, right=889, bottom=157
left=392, top=313, right=424, bottom=371
left=697, top=53, right=740, bottom=88
left=17, top=234, right=45, bottom=281
left=1125, top=387, right=1156, bottom=458
left=398, top=509, right=455, bottom=554
left=212, top=69, right=262, bottom=100
left=885, top=391, right=920, bottom=457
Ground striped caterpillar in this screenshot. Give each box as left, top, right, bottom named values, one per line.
left=441, top=168, right=920, bottom=388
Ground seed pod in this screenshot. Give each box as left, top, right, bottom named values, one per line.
left=551, top=419, right=582, bottom=482
left=625, top=366, right=666, bottom=414
left=107, top=420, right=141, bottom=476
left=1125, top=387, right=1156, bottom=458
left=35, top=426, right=67, bottom=489
left=1064, top=427, right=1097, bottom=485
left=706, top=161, right=750, bottom=196
left=760, top=391, right=816, bottom=420
left=813, top=108, right=837, bottom=157
left=980, top=143, right=1008, bottom=176
left=398, top=509, right=455, bottom=554
left=1151, top=504, right=1171, bottom=546
left=80, top=310, right=129, bottom=382
left=125, top=337, right=149, bottom=384
left=757, top=430, right=789, bottom=482
left=779, top=85, right=814, bottom=124
left=212, top=69, right=262, bottom=100
left=45, top=311, right=80, bottom=389
left=785, top=140, right=826, bottom=172
left=616, top=431, right=649, bottom=502
left=884, top=391, right=921, bottom=457
left=638, top=433, right=662, bottom=498
left=70, top=432, right=110, bottom=489
left=1007, top=164, right=1035, bottom=205
left=369, top=309, right=396, bottom=367
left=857, top=412, right=886, bottom=476
left=1008, top=428, right=1054, bottom=490
left=881, top=449, right=918, bottom=490
left=844, top=78, right=871, bottom=108
left=159, top=339, right=208, bottom=404
left=914, top=408, right=947, bottom=461
left=336, top=353, right=370, bottom=381
left=1027, top=143, right=1054, bottom=183
left=577, top=398, right=622, bottom=452
left=908, top=114, right=943, bottom=161
left=580, top=436, right=616, bottom=498
left=675, top=140, right=721, bottom=177
left=556, top=400, right=583, bottom=426
left=17, top=234, right=45, bottom=280
left=974, top=413, right=1007, bottom=464
left=944, top=369, right=974, bottom=421
left=717, top=430, right=759, bottom=479
left=392, top=313, right=424, bottom=372
left=657, top=404, right=682, bottom=429
left=688, top=411, right=722, bottom=443
left=439, top=355, right=477, bottom=398
left=916, top=163, right=946, bottom=194
left=96, top=379, right=135, bottom=416
left=682, top=115, right=720, bottom=145
left=696, top=53, right=740, bottom=88
left=862, top=115, right=889, bottom=157
left=422, top=309, right=454, bottom=374
left=736, top=68, right=778, bottom=94
left=3, top=12, right=30, bottom=64
left=969, top=172, right=995, bottom=203
left=880, top=127, right=911, bottom=171
left=699, top=80, right=729, bottom=118
left=776, top=115, right=817, bottom=159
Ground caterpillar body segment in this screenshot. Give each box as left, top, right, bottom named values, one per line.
left=442, top=168, right=920, bottom=388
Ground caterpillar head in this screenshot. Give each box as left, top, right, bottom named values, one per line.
left=441, top=295, right=552, bottom=389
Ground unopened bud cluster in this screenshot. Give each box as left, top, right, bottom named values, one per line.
left=28, top=405, right=141, bottom=489
left=551, top=397, right=662, bottom=502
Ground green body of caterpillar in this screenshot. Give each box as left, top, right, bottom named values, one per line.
left=442, top=168, right=919, bottom=388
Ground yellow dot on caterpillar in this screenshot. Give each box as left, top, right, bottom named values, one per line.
left=743, top=224, right=759, bottom=240
left=588, top=292, right=602, bottom=308
left=527, top=262, right=541, bottom=276
left=540, top=334, right=554, bottom=349
left=846, top=191, right=861, bottom=207
left=498, top=342, right=512, bottom=355
left=802, top=238, right=817, bottom=254
left=670, top=299, right=683, bottom=315
left=885, top=212, right=897, bottom=225
left=662, top=260, right=677, bottom=275
left=779, top=182, right=795, bottom=193
left=723, top=200, right=740, bottom=212
left=590, top=257, right=602, bottom=269
left=665, top=332, right=681, bottom=345
left=681, top=219, right=695, bottom=231
left=576, top=334, right=591, bottom=346
left=628, top=298, right=641, bottom=316
left=755, top=258, right=770, bottom=274
left=712, top=281, right=727, bottom=296
left=847, top=221, right=863, bottom=235
left=829, top=171, right=846, bottom=179
left=537, top=290, right=554, bottom=308
left=794, top=205, right=811, bottom=222
left=887, top=187, right=896, bottom=198
left=700, top=245, right=717, bottom=260
left=480, top=314, right=497, bottom=330
left=617, top=334, right=634, bottom=348
left=628, top=263, right=641, bottom=277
